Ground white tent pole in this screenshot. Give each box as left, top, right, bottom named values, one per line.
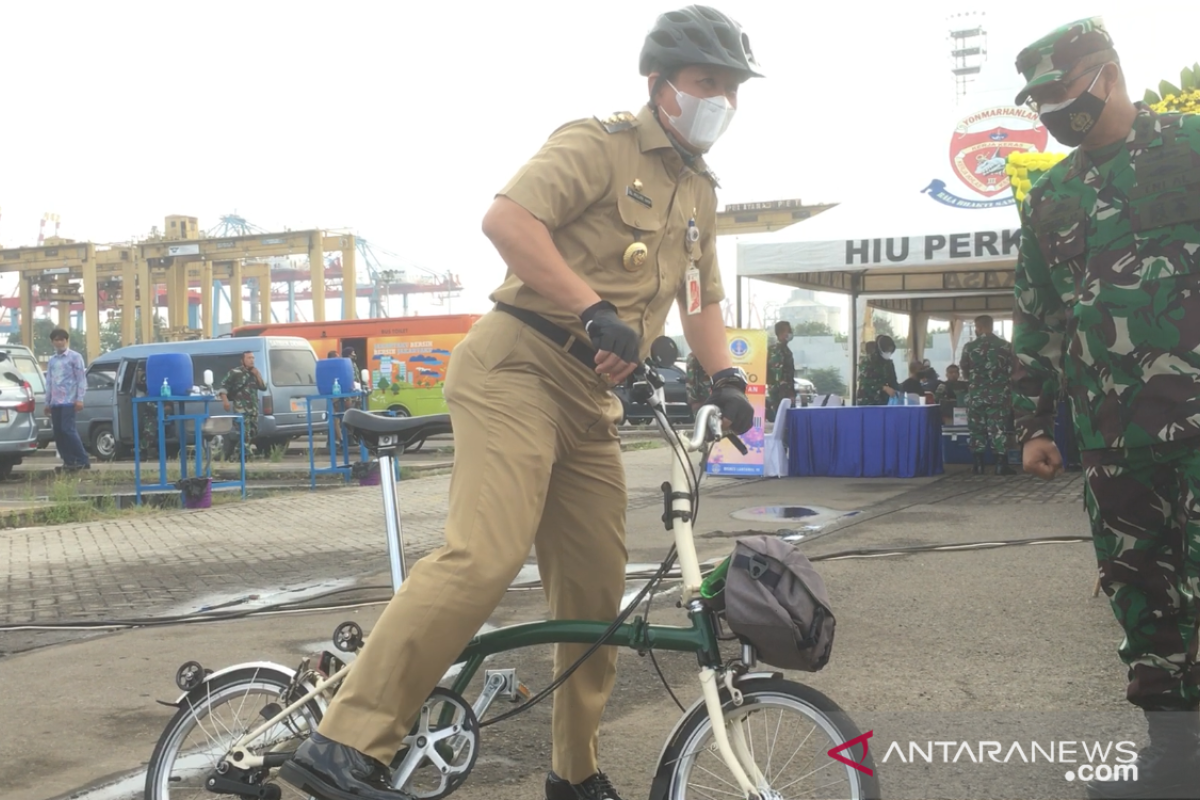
left=849, top=280, right=859, bottom=406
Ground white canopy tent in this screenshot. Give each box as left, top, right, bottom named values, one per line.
left=734, top=187, right=1022, bottom=362
left=731, top=92, right=1064, bottom=400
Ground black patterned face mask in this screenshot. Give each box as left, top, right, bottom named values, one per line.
left=1039, top=68, right=1109, bottom=147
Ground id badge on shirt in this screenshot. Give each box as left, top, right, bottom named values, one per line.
left=685, top=266, right=702, bottom=316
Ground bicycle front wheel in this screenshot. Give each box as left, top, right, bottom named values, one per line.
left=144, top=666, right=323, bottom=800
left=655, top=677, right=880, bottom=800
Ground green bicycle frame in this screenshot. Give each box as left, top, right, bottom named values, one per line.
left=449, top=608, right=726, bottom=697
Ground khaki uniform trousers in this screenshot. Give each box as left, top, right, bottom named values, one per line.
left=319, top=311, right=628, bottom=783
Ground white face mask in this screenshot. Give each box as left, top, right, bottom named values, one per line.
left=661, top=81, right=736, bottom=151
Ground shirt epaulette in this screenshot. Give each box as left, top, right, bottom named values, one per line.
left=596, top=111, right=637, bottom=134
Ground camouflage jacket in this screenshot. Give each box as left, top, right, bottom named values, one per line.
left=960, top=333, right=1014, bottom=408
left=220, top=366, right=265, bottom=412
left=685, top=354, right=711, bottom=406
left=1013, top=106, right=1200, bottom=451
left=766, top=340, right=795, bottom=397
left=856, top=354, right=896, bottom=405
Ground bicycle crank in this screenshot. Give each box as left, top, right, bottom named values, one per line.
left=388, top=687, right=479, bottom=799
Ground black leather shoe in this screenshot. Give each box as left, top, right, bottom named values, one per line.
left=280, top=732, right=411, bottom=800
left=546, top=770, right=625, bottom=800
left=1086, top=710, right=1200, bottom=799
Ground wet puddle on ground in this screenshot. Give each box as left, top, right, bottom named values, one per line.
left=728, top=504, right=861, bottom=540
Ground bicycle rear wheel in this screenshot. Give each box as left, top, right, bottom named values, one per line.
left=653, top=677, right=880, bottom=800
left=144, top=666, right=323, bottom=800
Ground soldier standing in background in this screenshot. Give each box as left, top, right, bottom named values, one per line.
left=685, top=351, right=711, bottom=413
left=218, top=351, right=266, bottom=460
left=959, top=315, right=1015, bottom=476
left=765, top=319, right=795, bottom=421
left=1013, top=17, right=1200, bottom=798
left=856, top=337, right=898, bottom=405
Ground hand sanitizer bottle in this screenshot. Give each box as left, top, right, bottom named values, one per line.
left=332, top=378, right=342, bottom=396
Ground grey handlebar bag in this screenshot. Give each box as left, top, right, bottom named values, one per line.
left=722, top=535, right=835, bottom=672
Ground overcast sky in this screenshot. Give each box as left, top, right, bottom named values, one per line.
left=0, top=1, right=1194, bottom=335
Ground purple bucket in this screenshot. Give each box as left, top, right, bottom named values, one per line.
left=358, top=468, right=381, bottom=487
left=183, top=479, right=213, bottom=509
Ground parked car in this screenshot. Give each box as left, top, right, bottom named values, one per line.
left=75, top=336, right=325, bottom=460
left=0, top=344, right=53, bottom=448
left=613, top=362, right=694, bottom=425
left=0, top=350, right=42, bottom=478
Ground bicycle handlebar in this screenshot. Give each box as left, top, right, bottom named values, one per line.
left=628, top=361, right=746, bottom=454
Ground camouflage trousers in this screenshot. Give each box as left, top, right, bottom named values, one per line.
left=766, top=385, right=794, bottom=423
left=222, top=409, right=259, bottom=458
left=967, top=402, right=1008, bottom=454
left=1084, top=441, right=1200, bottom=710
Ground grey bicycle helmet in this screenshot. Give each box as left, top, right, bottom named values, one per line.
left=639, top=5, right=764, bottom=79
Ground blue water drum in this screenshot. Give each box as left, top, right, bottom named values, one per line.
left=316, top=357, right=356, bottom=396
left=146, top=353, right=194, bottom=397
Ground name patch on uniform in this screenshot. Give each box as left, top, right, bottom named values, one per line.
left=1131, top=192, right=1200, bottom=232
left=626, top=186, right=653, bottom=208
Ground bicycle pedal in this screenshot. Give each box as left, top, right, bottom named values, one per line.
left=514, top=682, right=531, bottom=703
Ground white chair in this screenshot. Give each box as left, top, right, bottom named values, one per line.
left=764, top=397, right=792, bottom=478
left=814, top=394, right=843, bottom=407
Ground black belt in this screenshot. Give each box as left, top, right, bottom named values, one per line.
left=493, top=302, right=596, bottom=371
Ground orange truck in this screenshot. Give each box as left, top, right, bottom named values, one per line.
left=231, top=314, right=481, bottom=417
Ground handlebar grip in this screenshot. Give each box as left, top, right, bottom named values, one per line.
left=725, top=434, right=748, bottom=455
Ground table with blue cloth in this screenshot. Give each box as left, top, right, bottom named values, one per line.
left=786, top=405, right=945, bottom=478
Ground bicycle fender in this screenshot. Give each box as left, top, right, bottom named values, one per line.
left=647, top=671, right=781, bottom=800
left=167, top=660, right=304, bottom=708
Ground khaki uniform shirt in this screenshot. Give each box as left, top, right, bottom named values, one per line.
left=490, top=104, right=725, bottom=363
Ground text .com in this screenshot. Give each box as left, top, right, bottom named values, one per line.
left=874, top=738, right=1139, bottom=783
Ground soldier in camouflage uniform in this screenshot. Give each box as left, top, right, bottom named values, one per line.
left=1012, top=18, right=1200, bottom=797
left=959, top=315, right=1016, bottom=476
left=685, top=352, right=711, bottom=413
left=218, top=351, right=266, bottom=460
left=765, top=320, right=795, bottom=421
left=134, top=365, right=171, bottom=458
left=855, top=337, right=898, bottom=405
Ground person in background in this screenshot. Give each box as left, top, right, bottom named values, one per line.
left=961, top=315, right=1015, bottom=476
left=899, top=360, right=925, bottom=396
left=935, top=364, right=968, bottom=404
left=856, top=338, right=898, bottom=405
left=218, top=351, right=266, bottom=460
left=327, top=350, right=346, bottom=451
left=765, top=319, right=795, bottom=421
left=919, top=365, right=941, bottom=395
left=44, top=328, right=89, bottom=472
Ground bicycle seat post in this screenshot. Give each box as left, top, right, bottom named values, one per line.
left=376, top=438, right=407, bottom=593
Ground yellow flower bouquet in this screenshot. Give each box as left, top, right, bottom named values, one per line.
left=1005, top=151, right=1069, bottom=204
left=1143, top=63, right=1200, bottom=113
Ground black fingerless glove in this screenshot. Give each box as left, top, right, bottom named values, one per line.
left=580, top=300, right=640, bottom=364
left=710, top=368, right=754, bottom=435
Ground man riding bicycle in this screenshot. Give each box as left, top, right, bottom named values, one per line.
left=282, top=6, right=760, bottom=800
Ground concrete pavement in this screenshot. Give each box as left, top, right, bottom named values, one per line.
left=0, top=448, right=1123, bottom=800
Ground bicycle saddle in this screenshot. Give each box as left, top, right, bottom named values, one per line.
left=342, top=408, right=452, bottom=450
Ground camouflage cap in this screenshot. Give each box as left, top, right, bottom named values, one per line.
left=1014, top=17, right=1115, bottom=105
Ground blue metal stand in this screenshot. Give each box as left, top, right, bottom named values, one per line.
left=132, top=395, right=248, bottom=505
left=306, top=392, right=371, bottom=488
